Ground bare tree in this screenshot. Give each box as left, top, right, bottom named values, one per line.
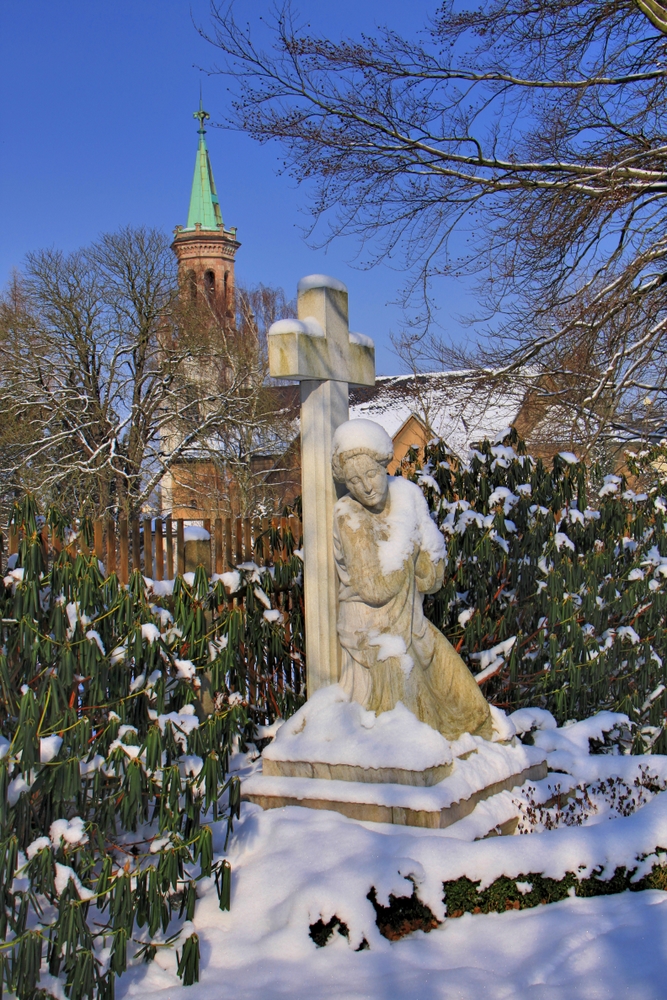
left=227, top=283, right=298, bottom=516
left=202, top=0, right=667, bottom=448
left=0, top=227, right=290, bottom=520
left=164, top=281, right=298, bottom=518
left=0, top=274, right=45, bottom=511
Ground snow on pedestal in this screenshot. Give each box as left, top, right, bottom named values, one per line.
left=262, top=684, right=454, bottom=785
left=244, top=686, right=547, bottom=828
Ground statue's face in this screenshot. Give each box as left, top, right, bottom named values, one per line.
left=342, top=453, right=389, bottom=511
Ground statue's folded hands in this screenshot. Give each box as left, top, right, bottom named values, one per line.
left=415, top=548, right=444, bottom=595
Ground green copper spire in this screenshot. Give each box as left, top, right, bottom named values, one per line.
left=186, top=97, right=223, bottom=230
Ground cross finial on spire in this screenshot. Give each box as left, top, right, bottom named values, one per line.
left=193, top=91, right=210, bottom=134
left=185, top=90, right=223, bottom=230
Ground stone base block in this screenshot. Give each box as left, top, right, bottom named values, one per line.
left=243, top=759, right=547, bottom=829
left=262, top=757, right=452, bottom=786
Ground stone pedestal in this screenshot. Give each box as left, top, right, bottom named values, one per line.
left=243, top=686, right=547, bottom=831
left=262, top=757, right=452, bottom=787
left=243, top=755, right=547, bottom=829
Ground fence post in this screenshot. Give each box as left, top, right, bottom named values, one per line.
left=51, top=526, right=62, bottom=557
left=132, top=520, right=141, bottom=574
left=67, top=531, right=79, bottom=560
left=244, top=518, right=252, bottom=562
left=166, top=516, right=173, bottom=578
left=143, top=517, right=153, bottom=578
left=177, top=519, right=185, bottom=576
left=280, top=516, right=288, bottom=560
left=203, top=518, right=211, bottom=573
left=93, top=520, right=104, bottom=566
left=107, top=518, right=117, bottom=576
left=270, top=517, right=279, bottom=562
left=215, top=518, right=223, bottom=575
left=155, top=519, right=164, bottom=581
left=80, top=525, right=90, bottom=557
left=262, top=518, right=270, bottom=565
left=119, top=520, right=129, bottom=585
left=235, top=518, right=243, bottom=564
left=253, top=519, right=261, bottom=566
left=225, top=517, right=232, bottom=570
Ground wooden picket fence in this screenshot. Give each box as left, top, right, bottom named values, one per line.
left=1, top=515, right=302, bottom=583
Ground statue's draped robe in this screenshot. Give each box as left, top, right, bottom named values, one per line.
left=333, top=478, right=492, bottom=741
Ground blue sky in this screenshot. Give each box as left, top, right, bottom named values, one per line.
left=0, top=1, right=476, bottom=375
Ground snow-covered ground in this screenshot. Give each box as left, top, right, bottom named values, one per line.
left=119, top=883, right=667, bottom=998
left=108, top=711, right=667, bottom=1000
left=113, top=798, right=667, bottom=1000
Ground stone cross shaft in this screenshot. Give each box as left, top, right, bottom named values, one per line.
left=268, top=275, right=375, bottom=695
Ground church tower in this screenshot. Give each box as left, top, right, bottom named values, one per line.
left=172, top=99, right=240, bottom=318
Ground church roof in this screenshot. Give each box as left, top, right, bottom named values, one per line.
left=185, top=99, right=223, bottom=231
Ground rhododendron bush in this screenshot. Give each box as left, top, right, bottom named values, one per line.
left=408, top=431, right=667, bottom=752
left=0, top=498, right=303, bottom=999
left=4, top=429, right=667, bottom=998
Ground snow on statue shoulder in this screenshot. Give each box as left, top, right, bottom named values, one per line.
left=331, top=418, right=493, bottom=741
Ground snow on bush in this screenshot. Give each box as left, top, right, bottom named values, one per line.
left=0, top=497, right=304, bottom=999
left=402, top=431, right=667, bottom=751
left=223, top=712, right=667, bottom=968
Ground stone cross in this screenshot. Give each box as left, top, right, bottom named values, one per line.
left=268, top=275, right=375, bottom=695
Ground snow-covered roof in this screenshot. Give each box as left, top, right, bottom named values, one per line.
left=171, top=373, right=525, bottom=467
left=349, top=373, right=525, bottom=458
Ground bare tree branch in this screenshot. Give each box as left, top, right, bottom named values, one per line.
left=0, top=228, right=294, bottom=519
left=199, top=0, right=667, bottom=445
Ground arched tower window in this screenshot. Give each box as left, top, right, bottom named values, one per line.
left=223, top=271, right=229, bottom=313
left=186, top=269, right=197, bottom=301
left=204, top=270, right=215, bottom=300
